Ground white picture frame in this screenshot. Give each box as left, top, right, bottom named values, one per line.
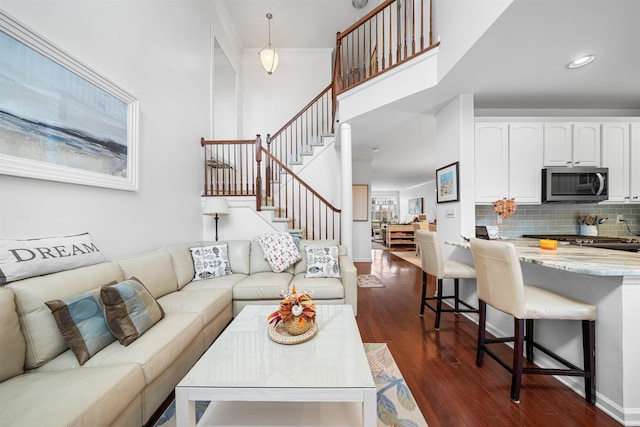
left=0, top=10, right=139, bottom=191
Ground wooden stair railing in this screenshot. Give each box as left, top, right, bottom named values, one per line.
left=261, top=145, right=341, bottom=241
left=268, top=84, right=334, bottom=168
left=202, top=0, right=441, bottom=243
left=334, top=0, right=438, bottom=95
left=201, top=136, right=260, bottom=197
left=201, top=135, right=341, bottom=241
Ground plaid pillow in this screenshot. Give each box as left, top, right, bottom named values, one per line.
left=46, top=288, right=115, bottom=365
left=100, top=278, right=164, bottom=346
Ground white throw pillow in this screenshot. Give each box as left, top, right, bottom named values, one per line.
left=253, top=232, right=301, bottom=273
left=190, top=243, right=232, bottom=281
left=305, top=246, right=341, bottom=278
left=0, top=233, right=105, bottom=285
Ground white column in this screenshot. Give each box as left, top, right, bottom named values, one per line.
left=340, top=123, right=353, bottom=257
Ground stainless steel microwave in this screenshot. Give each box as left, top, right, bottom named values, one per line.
left=542, top=167, right=609, bottom=203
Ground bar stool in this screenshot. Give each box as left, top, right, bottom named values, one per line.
left=415, top=230, right=478, bottom=330
left=469, top=238, right=596, bottom=404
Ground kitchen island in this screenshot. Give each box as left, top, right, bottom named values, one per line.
left=447, top=239, right=640, bottom=426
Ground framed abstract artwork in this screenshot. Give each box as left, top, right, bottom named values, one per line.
left=436, top=162, right=459, bottom=203
left=0, top=10, right=139, bottom=191
left=408, top=197, right=423, bottom=214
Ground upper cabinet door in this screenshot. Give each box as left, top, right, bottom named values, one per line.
left=630, top=124, right=640, bottom=202
left=509, top=123, right=543, bottom=203
left=601, top=123, right=630, bottom=203
left=543, top=123, right=572, bottom=166
left=572, top=123, right=601, bottom=166
left=475, top=123, right=508, bottom=203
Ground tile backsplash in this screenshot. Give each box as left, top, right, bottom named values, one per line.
left=475, top=203, right=640, bottom=238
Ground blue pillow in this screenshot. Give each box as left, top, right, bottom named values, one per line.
left=46, top=288, right=115, bottom=365
left=100, top=278, right=164, bottom=346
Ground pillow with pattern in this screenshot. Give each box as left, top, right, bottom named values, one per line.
left=305, top=246, right=341, bottom=278
left=46, top=287, right=115, bottom=365
left=254, top=232, right=301, bottom=273
left=190, top=243, right=232, bottom=281
left=100, top=278, right=164, bottom=346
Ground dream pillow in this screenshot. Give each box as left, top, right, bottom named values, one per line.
left=190, top=243, right=232, bottom=281
left=305, top=246, right=341, bottom=278
left=100, top=278, right=164, bottom=346
left=0, top=232, right=105, bottom=285
left=46, top=288, right=115, bottom=365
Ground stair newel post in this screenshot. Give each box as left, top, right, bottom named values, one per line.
left=255, top=134, right=262, bottom=212
left=333, top=33, right=343, bottom=94
left=265, top=134, right=272, bottom=199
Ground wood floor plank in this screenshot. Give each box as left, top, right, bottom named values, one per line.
left=355, top=243, right=620, bottom=427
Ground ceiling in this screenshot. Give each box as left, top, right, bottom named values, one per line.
left=224, top=0, right=640, bottom=191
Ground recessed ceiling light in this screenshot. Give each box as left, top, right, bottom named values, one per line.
left=568, top=55, right=595, bottom=69
left=372, top=147, right=380, bottom=153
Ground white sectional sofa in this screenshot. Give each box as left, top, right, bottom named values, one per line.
left=0, top=239, right=356, bottom=426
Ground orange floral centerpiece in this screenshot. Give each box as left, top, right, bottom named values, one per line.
left=268, top=285, right=316, bottom=336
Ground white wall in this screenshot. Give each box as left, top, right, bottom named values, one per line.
left=0, top=1, right=234, bottom=258
left=435, top=94, right=476, bottom=251
left=242, top=48, right=332, bottom=139
left=352, top=158, right=372, bottom=262
left=398, top=181, right=437, bottom=223
left=434, top=0, right=512, bottom=79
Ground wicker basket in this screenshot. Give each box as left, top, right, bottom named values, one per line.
left=283, top=317, right=312, bottom=336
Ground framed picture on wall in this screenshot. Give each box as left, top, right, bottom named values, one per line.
left=352, top=184, right=368, bottom=221
left=0, top=10, right=139, bottom=191
left=408, top=197, right=423, bottom=214
left=436, top=162, right=459, bottom=203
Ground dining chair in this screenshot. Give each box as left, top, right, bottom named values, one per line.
left=469, top=238, right=596, bottom=404
left=415, top=230, right=478, bottom=330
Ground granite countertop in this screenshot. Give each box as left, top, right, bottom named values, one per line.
left=446, top=238, right=640, bottom=277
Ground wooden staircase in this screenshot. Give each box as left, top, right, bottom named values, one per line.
left=201, top=0, right=438, bottom=243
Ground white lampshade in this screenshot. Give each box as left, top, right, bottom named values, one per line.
left=203, top=198, right=229, bottom=216
left=260, top=47, right=279, bottom=74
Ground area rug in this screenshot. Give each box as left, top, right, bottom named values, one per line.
left=391, top=251, right=422, bottom=268
left=357, top=274, right=385, bottom=288
left=154, top=343, right=427, bottom=427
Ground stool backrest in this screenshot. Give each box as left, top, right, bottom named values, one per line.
left=470, top=238, right=526, bottom=318
left=416, top=230, right=444, bottom=277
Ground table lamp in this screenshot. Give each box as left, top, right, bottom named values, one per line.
left=203, top=198, right=229, bottom=241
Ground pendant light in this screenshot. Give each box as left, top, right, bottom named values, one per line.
left=260, top=13, right=279, bottom=75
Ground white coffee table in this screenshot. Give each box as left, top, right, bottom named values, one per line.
left=175, top=304, right=376, bottom=427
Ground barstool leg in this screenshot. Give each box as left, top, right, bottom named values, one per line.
left=525, top=319, right=534, bottom=363
left=511, top=318, right=525, bottom=403
left=583, top=320, right=596, bottom=404
left=419, top=271, right=428, bottom=316
left=476, top=301, right=487, bottom=367
left=454, top=278, right=460, bottom=311
left=435, top=278, right=444, bottom=330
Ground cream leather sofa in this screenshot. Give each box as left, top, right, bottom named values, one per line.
left=0, top=239, right=356, bottom=426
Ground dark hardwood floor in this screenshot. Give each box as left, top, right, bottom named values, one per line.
left=355, top=242, right=620, bottom=427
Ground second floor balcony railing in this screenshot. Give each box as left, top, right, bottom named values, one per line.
left=334, top=0, right=438, bottom=94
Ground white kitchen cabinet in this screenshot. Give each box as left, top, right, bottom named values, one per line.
left=601, top=122, right=640, bottom=203
left=631, top=124, right=640, bottom=202
left=601, top=123, right=630, bottom=203
left=543, top=123, right=572, bottom=166
left=543, top=122, right=601, bottom=167
left=475, top=123, right=508, bottom=203
left=475, top=122, right=542, bottom=204
left=509, top=123, right=543, bottom=203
